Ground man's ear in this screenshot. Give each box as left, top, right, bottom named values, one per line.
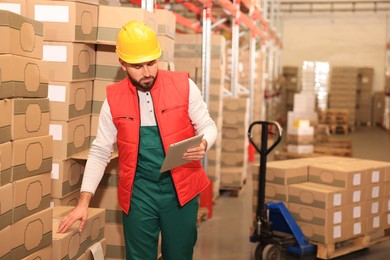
left=119, top=59, right=126, bottom=71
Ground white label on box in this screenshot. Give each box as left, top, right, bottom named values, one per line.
left=371, top=202, right=379, bottom=214
left=89, top=242, right=105, bottom=260
left=34, top=5, right=69, bottom=22
left=372, top=170, right=380, bottom=183
left=48, top=85, right=66, bottom=102
left=333, top=211, right=342, bottom=224
left=372, top=186, right=380, bottom=199
left=50, top=124, right=63, bottom=141
left=43, top=45, right=67, bottom=62
left=0, top=3, right=21, bottom=14
left=51, top=163, right=60, bottom=180
left=373, top=216, right=380, bottom=228
left=353, top=190, right=361, bottom=202
left=50, top=201, right=54, bottom=208
left=353, top=173, right=361, bottom=186
left=353, top=222, right=362, bottom=235
left=353, top=206, right=361, bottom=219
left=333, top=226, right=341, bottom=238
left=333, top=193, right=342, bottom=206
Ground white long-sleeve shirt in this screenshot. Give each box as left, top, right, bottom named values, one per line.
left=80, top=78, right=218, bottom=194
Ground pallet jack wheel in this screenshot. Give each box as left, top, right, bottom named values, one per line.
left=262, top=244, right=284, bottom=260
left=251, top=243, right=265, bottom=260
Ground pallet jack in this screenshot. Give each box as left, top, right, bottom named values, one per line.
left=248, top=121, right=316, bottom=260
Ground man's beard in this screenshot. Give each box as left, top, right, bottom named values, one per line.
left=128, top=72, right=157, bottom=92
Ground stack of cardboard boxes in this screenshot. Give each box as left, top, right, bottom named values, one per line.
left=1, top=1, right=180, bottom=259
left=356, top=68, right=374, bottom=125
left=0, top=9, right=54, bottom=259
left=174, top=33, right=226, bottom=200
left=252, top=156, right=390, bottom=247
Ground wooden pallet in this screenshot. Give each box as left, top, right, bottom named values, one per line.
left=314, top=229, right=390, bottom=259
left=329, top=124, right=350, bottom=134
left=219, top=180, right=246, bottom=197
left=314, top=145, right=352, bottom=157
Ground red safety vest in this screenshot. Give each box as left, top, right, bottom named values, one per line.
left=106, top=70, right=210, bottom=214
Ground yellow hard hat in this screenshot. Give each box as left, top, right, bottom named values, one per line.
left=116, top=20, right=162, bottom=64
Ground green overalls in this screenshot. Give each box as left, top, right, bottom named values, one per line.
left=122, top=126, right=199, bottom=260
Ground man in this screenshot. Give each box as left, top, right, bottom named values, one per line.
left=57, top=20, right=217, bottom=260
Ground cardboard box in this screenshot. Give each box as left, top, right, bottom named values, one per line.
left=264, top=182, right=288, bottom=202
left=0, top=54, right=48, bottom=98
left=20, top=245, right=51, bottom=260
left=43, top=42, right=95, bottom=82
left=11, top=98, right=50, bottom=140
left=358, top=159, right=390, bottom=183
left=152, top=9, right=175, bottom=39
left=0, top=99, right=11, bottom=143
left=288, top=202, right=345, bottom=226
left=0, top=0, right=27, bottom=16
left=366, top=199, right=382, bottom=216
left=92, top=79, right=115, bottom=114
left=287, top=144, right=314, bottom=154
left=90, top=186, right=122, bottom=224
left=52, top=206, right=105, bottom=260
left=0, top=9, right=43, bottom=59
left=51, top=158, right=84, bottom=199
left=0, top=184, right=12, bottom=230
left=10, top=208, right=53, bottom=259
left=12, top=173, right=51, bottom=223
left=50, top=115, right=91, bottom=160
left=0, top=225, right=11, bottom=259
left=50, top=189, right=80, bottom=207
left=263, top=160, right=308, bottom=185
left=288, top=182, right=346, bottom=209
left=297, top=219, right=366, bottom=244
left=156, top=35, right=174, bottom=62
left=27, top=0, right=98, bottom=42
left=220, top=166, right=247, bottom=188
left=11, top=135, right=52, bottom=182
left=344, top=186, right=366, bottom=204
left=48, top=80, right=93, bottom=121
left=367, top=215, right=382, bottom=234
left=97, top=5, right=157, bottom=45
left=95, top=44, right=126, bottom=81
left=0, top=141, right=12, bottom=186
left=365, top=183, right=385, bottom=200
left=308, top=162, right=368, bottom=188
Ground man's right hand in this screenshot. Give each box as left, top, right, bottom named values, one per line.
left=57, top=192, right=93, bottom=233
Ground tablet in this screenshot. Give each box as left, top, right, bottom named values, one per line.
left=160, top=134, right=204, bottom=173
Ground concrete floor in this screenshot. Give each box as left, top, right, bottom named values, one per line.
left=193, top=126, right=390, bottom=260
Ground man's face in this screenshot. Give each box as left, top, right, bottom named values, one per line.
left=120, top=59, right=159, bottom=92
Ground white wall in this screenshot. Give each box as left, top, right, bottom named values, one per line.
left=281, top=13, right=388, bottom=92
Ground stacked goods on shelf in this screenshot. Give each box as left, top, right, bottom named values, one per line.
left=329, top=67, right=358, bottom=130
left=356, top=68, right=374, bottom=125
left=253, top=156, right=390, bottom=259
left=372, top=92, right=385, bottom=127
left=174, top=33, right=226, bottom=200
left=384, top=94, right=390, bottom=130
left=281, top=66, right=300, bottom=112
left=219, top=97, right=250, bottom=193
left=286, top=93, right=317, bottom=155
left=237, top=47, right=264, bottom=123
left=0, top=9, right=55, bottom=259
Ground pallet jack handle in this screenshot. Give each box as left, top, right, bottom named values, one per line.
left=247, top=121, right=283, bottom=221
